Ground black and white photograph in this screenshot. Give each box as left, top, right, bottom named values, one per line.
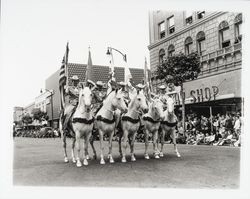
left=1, top=0, right=250, bottom=198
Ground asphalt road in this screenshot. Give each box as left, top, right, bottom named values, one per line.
left=13, top=137, right=240, bottom=188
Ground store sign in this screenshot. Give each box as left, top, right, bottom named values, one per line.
left=190, top=86, right=219, bottom=103
left=172, top=86, right=219, bottom=105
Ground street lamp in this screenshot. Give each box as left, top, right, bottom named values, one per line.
left=106, top=47, right=127, bottom=62
left=40, top=89, right=54, bottom=128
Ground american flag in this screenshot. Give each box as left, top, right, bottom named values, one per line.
left=59, top=43, right=69, bottom=110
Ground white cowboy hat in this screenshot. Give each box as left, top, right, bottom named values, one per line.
left=136, top=83, right=145, bottom=89
left=118, top=81, right=126, bottom=86
left=71, top=75, right=79, bottom=81
left=96, top=81, right=105, bottom=87
left=158, top=85, right=166, bottom=90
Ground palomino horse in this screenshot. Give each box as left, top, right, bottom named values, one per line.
left=159, top=96, right=181, bottom=158
left=143, top=98, right=164, bottom=159
left=60, top=86, right=95, bottom=167
left=94, top=89, right=128, bottom=164
left=119, top=90, right=148, bottom=163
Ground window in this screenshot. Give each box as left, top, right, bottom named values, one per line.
left=196, top=31, right=206, bottom=55
left=234, top=13, right=242, bottom=43
left=197, top=11, right=205, bottom=19
left=185, top=11, right=193, bottom=25
left=159, top=49, right=165, bottom=64
left=185, top=37, right=193, bottom=55
left=159, top=21, right=165, bottom=39
left=168, top=45, right=175, bottom=57
left=219, top=21, right=230, bottom=48
left=168, top=16, right=175, bottom=34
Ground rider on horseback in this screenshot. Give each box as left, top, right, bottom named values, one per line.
left=91, top=80, right=106, bottom=114
left=63, top=75, right=81, bottom=131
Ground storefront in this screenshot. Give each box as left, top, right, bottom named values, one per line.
left=173, top=69, right=242, bottom=117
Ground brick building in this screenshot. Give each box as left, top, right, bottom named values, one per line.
left=148, top=11, right=242, bottom=116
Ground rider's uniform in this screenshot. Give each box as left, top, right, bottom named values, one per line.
left=63, top=84, right=80, bottom=129
left=92, top=88, right=106, bottom=114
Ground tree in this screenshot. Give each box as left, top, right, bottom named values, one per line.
left=32, top=108, right=48, bottom=122
left=155, top=52, right=201, bottom=134
left=22, top=114, right=33, bottom=126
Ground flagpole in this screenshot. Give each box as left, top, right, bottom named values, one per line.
left=65, top=42, right=69, bottom=88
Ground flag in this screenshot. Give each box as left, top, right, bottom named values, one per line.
left=59, top=43, right=69, bottom=110
left=124, top=61, right=132, bottom=85
left=144, top=57, right=152, bottom=99
left=107, top=48, right=115, bottom=81
left=85, top=47, right=94, bottom=82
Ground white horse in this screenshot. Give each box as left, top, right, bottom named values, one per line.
left=60, top=86, right=94, bottom=167
left=143, top=98, right=164, bottom=159
left=94, top=89, right=128, bottom=164
left=119, top=90, right=148, bottom=163
left=159, top=96, right=181, bottom=158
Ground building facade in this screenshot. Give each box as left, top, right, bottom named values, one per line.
left=46, top=63, right=145, bottom=128
left=13, top=106, right=24, bottom=123
left=148, top=11, right=242, bottom=116
left=35, top=91, right=51, bottom=113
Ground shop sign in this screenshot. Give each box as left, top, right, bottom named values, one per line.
left=190, top=86, right=219, bottom=103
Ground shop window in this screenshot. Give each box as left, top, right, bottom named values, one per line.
left=168, top=16, right=175, bottom=34
left=168, top=44, right=175, bottom=57
left=159, top=21, right=165, bottom=39
left=185, top=36, right=193, bottom=55
left=234, top=13, right=242, bottom=44
left=197, top=11, right=205, bottom=19
left=159, top=49, right=165, bottom=64
left=196, top=31, right=206, bottom=55
left=219, top=21, right=231, bottom=48
left=185, top=11, right=193, bottom=25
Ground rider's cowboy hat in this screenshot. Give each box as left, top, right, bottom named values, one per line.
left=136, top=83, right=145, bottom=89
left=96, top=81, right=105, bottom=87
left=71, top=75, right=79, bottom=81
left=158, top=85, right=166, bottom=90
left=118, top=81, right=126, bottom=87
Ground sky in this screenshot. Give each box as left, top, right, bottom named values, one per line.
left=1, top=0, right=151, bottom=108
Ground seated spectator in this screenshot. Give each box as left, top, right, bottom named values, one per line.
left=217, top=131, right=234, bottom=146
left=193, top=131, right=205, bottom=145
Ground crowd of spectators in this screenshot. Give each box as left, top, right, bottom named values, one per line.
left=175, top=112, right=242, bottom=147
left=14, top=127, right=60, bottom=138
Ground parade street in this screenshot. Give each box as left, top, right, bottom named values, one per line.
left=13, top=138, right=240, bottom=188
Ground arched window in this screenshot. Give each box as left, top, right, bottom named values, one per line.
left=219, top=21, right=230, bottom=48
left=196, top=31, right=206, bottom=55
left=234, top=13, right=242, bottom=43
left=185, top=37, right=193, bottom=55
left=159, top=49, right=165, bottom=64
left=168, top=45, right=175, bottom=57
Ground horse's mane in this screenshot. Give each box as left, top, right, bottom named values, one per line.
left=103, top=90, right=116, bottom=105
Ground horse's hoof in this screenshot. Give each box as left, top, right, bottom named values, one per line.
left=155, top=154, right=160, bottom=159
left=100, top=159, right=105, bottom=165
left=64, top=157, right=69, bottom=163
left=131, top=155, right=136, bottom=162
left=121, top=157, right=127, bottom=163
left=159, top=152, right=164, bottom=157
left=83, top=159, right=88, bottom=166
left=177, top=153, right=181, bottom=158
left=144, top=154, right=150, bottom=160
left=109, top=157, right=115, bottom=163
left=86, top=155, right=90, bottom=160
left=76, top=160, right=82, bottom=167
left=72, top=158, right=76, bottom=163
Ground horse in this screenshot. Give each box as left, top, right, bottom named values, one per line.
left=60, top=86, right=95, bottom=167
left=93, top=88, right=128, bottom=164
left=119, top=89, right=148, bottom=163
left=159, top=96, right=181, bottom=158
left=142, top=98, right=164, bottom=159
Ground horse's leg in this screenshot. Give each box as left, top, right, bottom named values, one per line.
left=75, top=132, right=82, bottom=167
left=99, top=129, right=105, bottom=165
left=108, top=130, right=115, bottom=163
left=144, top=129, right=150, bottom=159
left=121, top=129, right=128, bottom=163
left=153, top=130, right=160, bottom=159
left=130, top=131, right=137, bottom=162
left=62, top=131, right=69, bottom=163
left=160, top=128, right=166, bottom=157
left=90, top=134, right=97, bottom=160
left=171, top=129, right=181, bottom=157
left=71, top=137, right=76, bottom=163
left=83, top=132, right=91, bottom=166
left=118, top=129, right=123, bottom=158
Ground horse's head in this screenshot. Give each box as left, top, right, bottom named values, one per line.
left=132, top=90, right=148, bottom=113
left=150, top=98, right=164, bottom=120
left=166, top=96, right=175, bottom=115
left=112, top=88, right=128, bottom=113
left=78, top=86, right=93, bottom=113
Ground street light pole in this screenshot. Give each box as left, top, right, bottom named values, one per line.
left=106, top=47, right=127, bottom=63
